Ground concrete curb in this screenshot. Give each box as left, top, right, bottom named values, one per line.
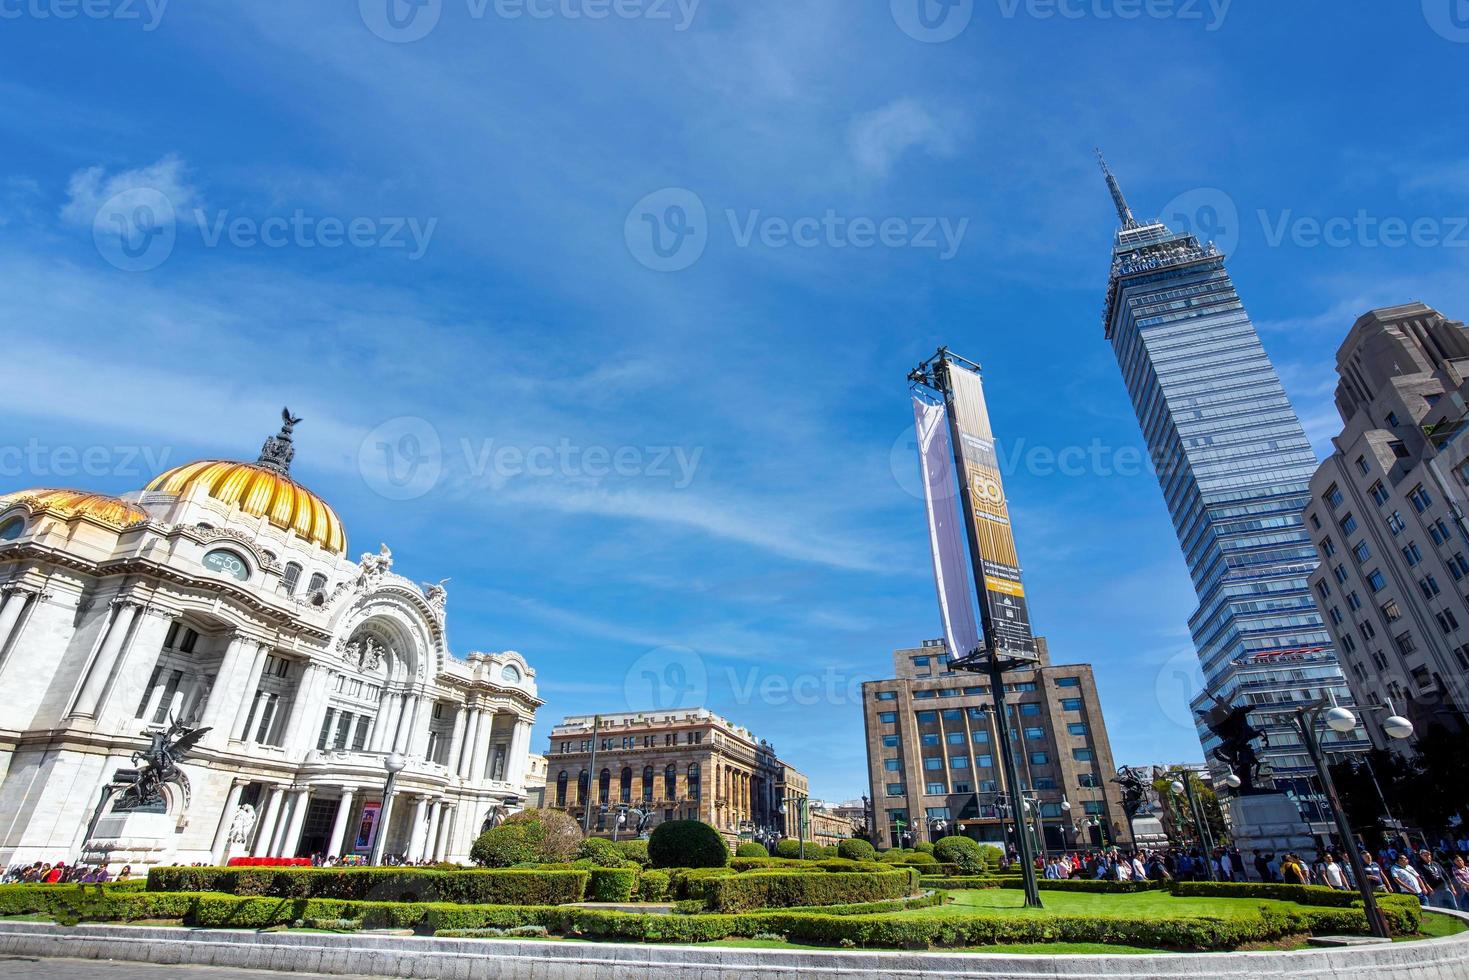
left=2, top=913, right=1468, bottom=979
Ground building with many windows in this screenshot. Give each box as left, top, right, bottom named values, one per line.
left=0, top=413, right=541, bottom=870
left=1305, top=303, right=1469, bottom=750
left=1098, top=156, right=1366, bottom=817
left=861, top=639, right=1126, bottom=852
left=544, top=709, right=807, bottom=844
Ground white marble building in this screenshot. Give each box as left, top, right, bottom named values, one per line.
left=0, top=412, right=541, bottom=869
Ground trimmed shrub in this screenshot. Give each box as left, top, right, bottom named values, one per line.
left=919, top=875, right=999, bottom=889
left=648, top=821, right=729, bottom=869
left=772, top=838, right=803, bottom=859
left=702, top=869, right=919, bottom=913
left=147, top=867, right=589, bottom=906
left=637, top=869, right=670, bottom=901
left=735, top=843, right=770, bottom=858
left=932, top=836, right=986, bottom=875
left=586, top=868, right=639, bottom=903
left=837, top=839, right=877, bottom=861
left=471, top=824, right=544, bottom=868
left=665, top=866, right=739, bottom=900
left=578, top=837, right=636, bottom=868
left=913, top=841, right=934, bottom=854
left=615, top=839, right=650, bottom=867
left=0, top=883, right=200, bottom=923
left=976, top=844, right=1003, bottom=870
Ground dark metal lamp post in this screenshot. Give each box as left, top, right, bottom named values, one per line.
left=369, top=750, right=407, bottom=866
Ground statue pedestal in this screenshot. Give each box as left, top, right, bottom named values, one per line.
left=82, top=809, right=178, bottom=872
left=1227, top=793, right=1317, bottom=866
left=1130, top=815, right=1170, bottom=849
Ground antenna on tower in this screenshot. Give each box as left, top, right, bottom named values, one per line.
left=1096, top=148, right=1140, bottom=230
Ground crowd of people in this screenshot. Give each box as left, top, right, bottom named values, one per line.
left=1007, top=839, right=1469, bottom=911
left=1, top=861, right=132, bottom=884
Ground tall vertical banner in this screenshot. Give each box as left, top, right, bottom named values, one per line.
left=944, top=363, right=1038, bottom=661
left=913, top=397, right=982, bottom=662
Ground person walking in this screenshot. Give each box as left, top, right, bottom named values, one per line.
left=1390, top=854, right=1430, bottom=907
left=1451, top=856, right=1469, bottom=908
left=1280, top=853, right=1309, bottom=885
left=1322, top=853, right=1348, bottom=890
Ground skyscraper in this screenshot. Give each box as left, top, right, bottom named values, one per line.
left=1098, top=155, right=1368, bottom=820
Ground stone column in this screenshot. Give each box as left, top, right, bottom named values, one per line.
left=279, top=788, right=311, bottom=858
left=229, top=643, right=270, bottom=741
left=457, top=708, right=481, bottom=778
left=421, top=801, right=441, bottom=863
left=209, top=781, right=246, bottom=865
left=505, top=717, right=532, bottom=788
left=470, top=711, right=494, bottom=785
left=199, top=636, right=252, bottom=737
left=435, top=805, right=456, bottom=862
left=252, top=787, right=285, bottom=856
left=409, top=695, right=435, bottom=759
left=0, top=588, right=33, bottom=658
left=445, top=703, right=467, bottom=771
left=279, top=663, right=323, bottom=753
left=376, top=692, right=404, bottom=753
left=71, top=599, right=140, bottom=717
left=328, top=789, right=356, bottom=859
left=406, top=796, right=428, bottom=862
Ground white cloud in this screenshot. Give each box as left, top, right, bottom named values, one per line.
left=848, top=99, right=958, bottom=180
left=59, top=154, right=198, bottom=227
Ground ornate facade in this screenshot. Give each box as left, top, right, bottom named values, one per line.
left=0, top=412, right=541, bottom=869
left=545, top=709, right=805, bottom=844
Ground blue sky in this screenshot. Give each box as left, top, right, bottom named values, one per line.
left=2, top=1, right=1467, bottom=801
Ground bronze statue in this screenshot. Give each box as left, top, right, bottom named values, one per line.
left=1199, top=697, right=1269, bottom=792
left=113, top=717, right=211, bottom=812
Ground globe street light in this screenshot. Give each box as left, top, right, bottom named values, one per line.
left=1293, top=696, right=1415, bottom=939
left=370, top=751, right=408, bottom=866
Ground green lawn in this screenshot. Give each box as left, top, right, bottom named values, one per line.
left=1400, top=911, right=1468, bottom=942
left=905, top=888, right=1306, bottom=920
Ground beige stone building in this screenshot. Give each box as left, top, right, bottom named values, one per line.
left=545, top=709, right=807, bottom=844
left=862, top=639, right=1127, bottom=852
left=1305, top=302, right=1469, bottom=751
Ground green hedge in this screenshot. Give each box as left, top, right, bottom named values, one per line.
left=1000, top=878, right=1167, bottom=894
left=0, top=883, right=199, bottom=923
left=146, top=867, right=589, bottom=906
left=586, top=868, right=638, bottom=903
left=637, top=869, right=670, bottom=901
left=701, top=869, right=919, bottom=913
left=919, top=875, right=999, bottom=889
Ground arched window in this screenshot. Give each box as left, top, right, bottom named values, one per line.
left=642, top=766, right=654, bottom=801
left=307, top=572, right=327, bottom=594
left=282, top=562, right=303, bottom=595
left=688, top=763, right=701, bottom=801
left=598, top=768, right=611, bottom=805
left=619, top=766, right=632, bottom=803
left=556, top=771, right=569, bottom=807
left=664, top=763, right=677, bottom=800
left=577, top=769, right=589, bottom=804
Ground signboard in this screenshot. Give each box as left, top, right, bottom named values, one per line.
left=353, top=801, right=381, bottom=854
left=913, top=396, right=982, bottom=663
left=944, top=363, right=1038, bottom=664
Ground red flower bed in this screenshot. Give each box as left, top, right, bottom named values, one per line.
left=225, top=857, right=313, bottom=867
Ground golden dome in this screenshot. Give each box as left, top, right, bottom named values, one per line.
left=146, top=460, right=347, bottom=556
left=0, top=488, right=149, bottom=529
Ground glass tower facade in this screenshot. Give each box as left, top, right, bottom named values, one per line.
left=1098, top=160, right=1367, bottom=819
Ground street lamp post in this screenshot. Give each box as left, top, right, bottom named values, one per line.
left=779, top=794, right=809, bottom=858
left=1169, top=776, right=1216, bottom=881
left=370, top=751, right=407, bottom=866
left=1293, top=696, right=1414, bottom=939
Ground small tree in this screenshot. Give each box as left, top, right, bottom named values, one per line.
left=503, top=808, right=583, bottom=862
left=470, top=824, right=543, bottom=867
left=914, top=841, right=935, bottom=854
left=648, top=820, right=730, bottom=869
left=933, top=835, right=985, bottom=874
left=837, top=838, right=877, bottom=861
left=578, top=836, right=633, bottom=866
left=735, top=842, right=769, bottom=858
